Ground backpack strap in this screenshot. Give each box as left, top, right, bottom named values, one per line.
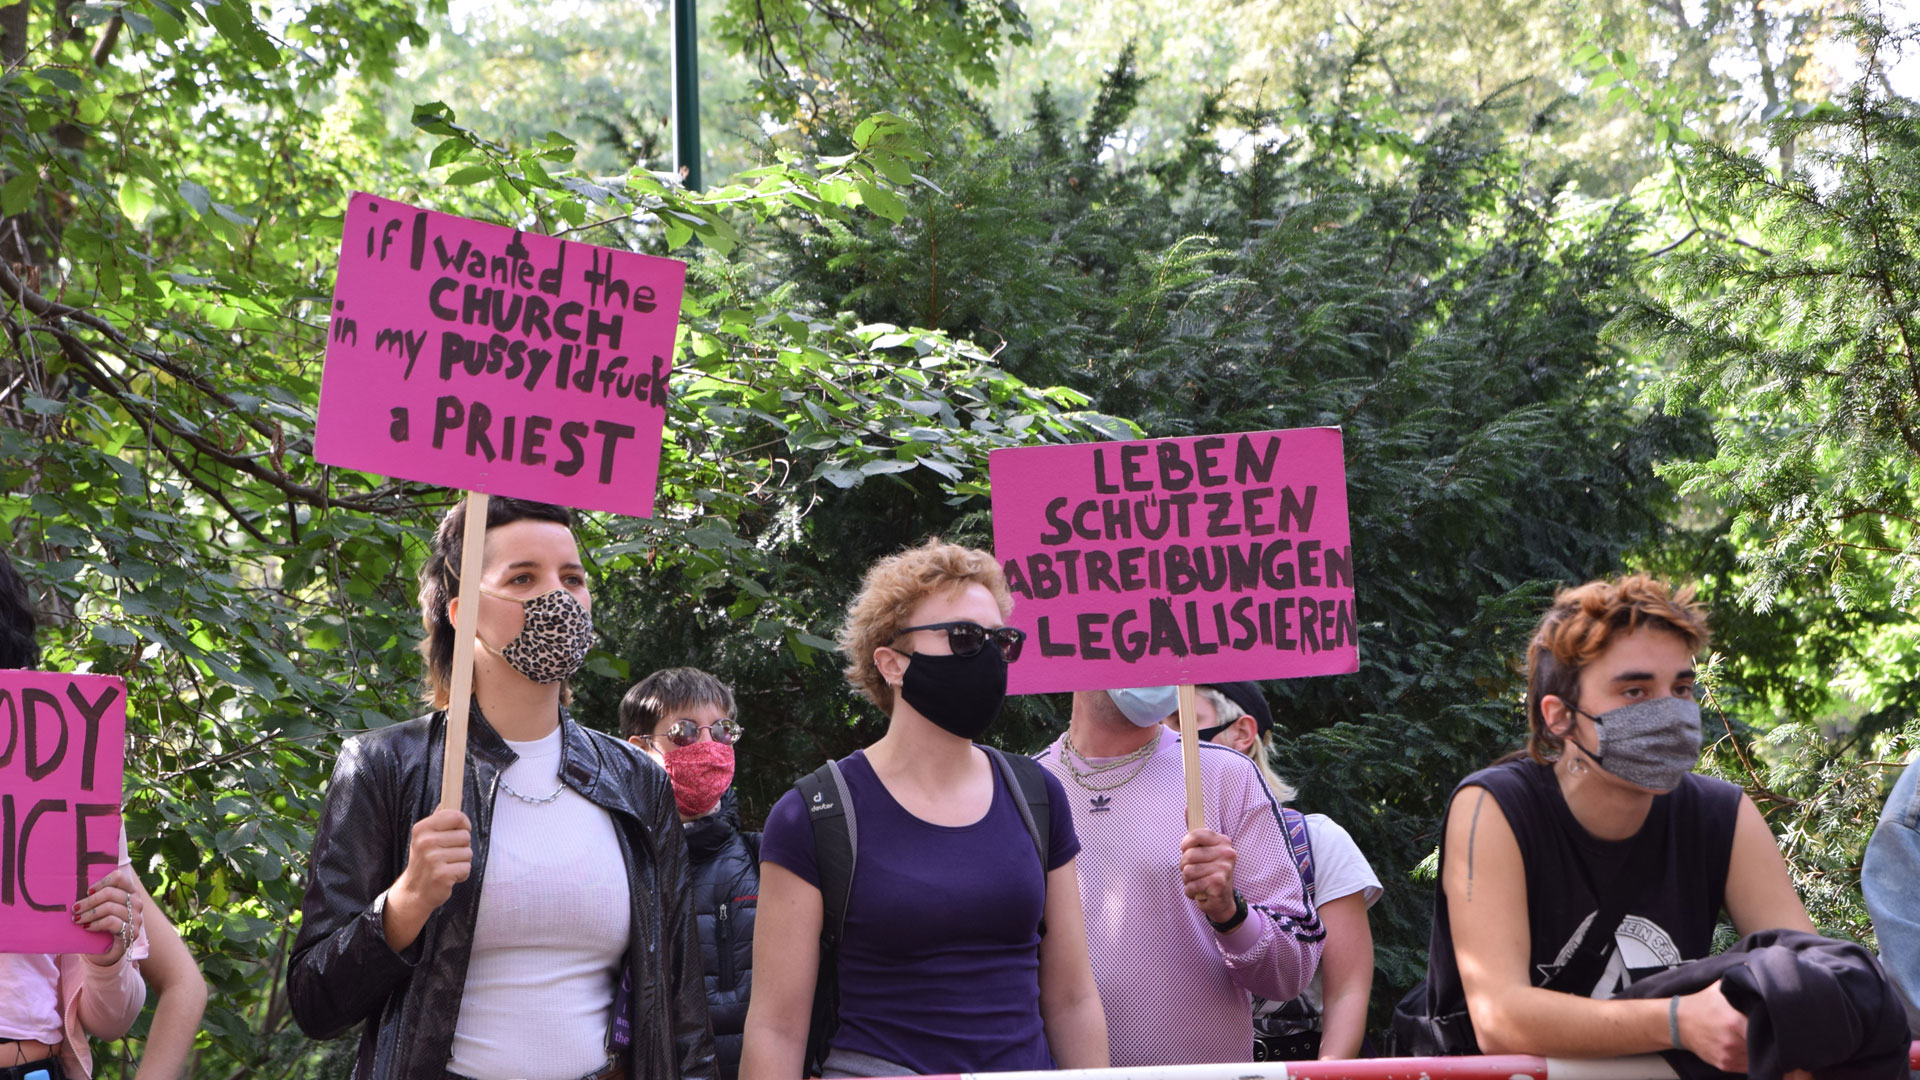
left=798, top=759, right=857, bottom=943
left=1280, top=807, right=1316, bottom=905
left=983, top=746, right=1049, bottom=871
left=795, top=760, right=856, bottom=1077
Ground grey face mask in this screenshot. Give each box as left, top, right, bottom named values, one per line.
left=1566, top=696, right=1703, bottom=792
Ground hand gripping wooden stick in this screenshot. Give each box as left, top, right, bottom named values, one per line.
left=1177, top=683, right=1203, bottom=831
left=440, top=491, right=490, bottom=811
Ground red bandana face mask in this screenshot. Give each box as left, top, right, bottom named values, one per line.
left=662, top=740, right=735, bottom=818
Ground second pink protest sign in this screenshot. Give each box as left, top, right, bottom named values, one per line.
left=990, top=428, right=1359, bottom=694
left=315, top=193, right=686, bottom=516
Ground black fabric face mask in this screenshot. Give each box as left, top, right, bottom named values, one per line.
left=899, top=647, right=1008, bottom=741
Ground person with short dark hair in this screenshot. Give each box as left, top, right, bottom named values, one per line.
left=622, top=668, right=757, bottom=1080
left=1412, top=575, right=1815, bottom=1065
left=287, top=497, right=714, bottom=1080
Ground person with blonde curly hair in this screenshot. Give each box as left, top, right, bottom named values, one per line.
left=742, top=539, right=1107, bottom=1079
left=1400, top=574, right=1816, bottom=1064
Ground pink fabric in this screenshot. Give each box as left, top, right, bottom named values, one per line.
left=1038, top=727, right=1324, bottom=1065
left=0, top=953, right=62, bottom=1042
left=56, top=939, right=149, bottom=1079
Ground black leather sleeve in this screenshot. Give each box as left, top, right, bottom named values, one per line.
left=287, top=732, right=421, bottom=1039
left=655, top=771, right=719, bottom=1080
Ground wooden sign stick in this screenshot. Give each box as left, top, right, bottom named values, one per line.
left=440, top=491, right=490, bottom=811
left=1177, top=683, right=1204, bottom=831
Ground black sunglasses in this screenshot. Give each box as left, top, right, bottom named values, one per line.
left=893, top=621, right=1027, bottom=662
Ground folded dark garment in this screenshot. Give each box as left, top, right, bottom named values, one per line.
left=1619, top=928, right=1910, bottom=1080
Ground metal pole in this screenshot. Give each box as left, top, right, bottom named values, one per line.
left=671, top=0, right=702, bottom=191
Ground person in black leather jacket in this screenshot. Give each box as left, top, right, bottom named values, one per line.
left=287, top=498, right=715, bottom=1080
left=621, top=668, right=759, bottom=1080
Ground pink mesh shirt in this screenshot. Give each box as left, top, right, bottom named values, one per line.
left=1037, top=727, right=1324, bottom=1065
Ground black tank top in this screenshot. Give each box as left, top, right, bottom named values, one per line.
left=1424, top=759, right=1741, bottom=1011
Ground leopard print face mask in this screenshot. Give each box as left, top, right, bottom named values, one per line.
left=481, top=587, right=594, bottom=684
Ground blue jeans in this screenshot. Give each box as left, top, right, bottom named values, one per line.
left=1864, top=756, right=1920, bottom=1038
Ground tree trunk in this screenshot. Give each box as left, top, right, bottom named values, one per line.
left=0, top=0, right=29, bottom=69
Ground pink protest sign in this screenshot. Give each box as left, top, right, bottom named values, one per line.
left=315, top=193, right=687, bottom=517
left=0, top=672, right=127, bottom=954
left=990, top=428, right=1358, bottom=694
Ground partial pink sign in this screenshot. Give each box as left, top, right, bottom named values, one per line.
left=315, top=193, right=687, bottom=517
left=990, top=428, right=1358, bottom=694
left=0, top=672, right=127, bottom=954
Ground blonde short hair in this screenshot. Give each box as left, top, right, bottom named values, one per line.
left=1198, top=687, right=1297, bottom=803
left=838, top=538, right=1013, bottom=712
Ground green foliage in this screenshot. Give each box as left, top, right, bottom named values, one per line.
left=993, top=0, right=1855, bottom=195
left=713, top=0, right=1031, bottom=131
left=377, top=0, right=759, bottom=182
left=1615, top=24, right=1920, bottom=613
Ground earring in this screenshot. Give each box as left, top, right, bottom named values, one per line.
left=1567, top=752, right=1589, bottom=777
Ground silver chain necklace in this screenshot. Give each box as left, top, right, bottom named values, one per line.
left=498, top=776, right=564, bottom=805
left=1060, top=732, right=1159, bottom=792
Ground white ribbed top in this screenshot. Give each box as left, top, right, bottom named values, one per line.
left=449, top=728, right=631, bottom=1080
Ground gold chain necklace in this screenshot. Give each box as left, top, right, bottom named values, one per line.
left=1060, top=731, right=1159, bottom=792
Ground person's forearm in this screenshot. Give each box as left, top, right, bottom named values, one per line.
left=1218, top=909, right=1323, bottom=1004
left=1042, top=989, right=1110, bottom=1068
left=133, top=975, right=209, bottom=1080
left=380, top=884, right=432, bottom=953
left=1316, top=987, right=1369, bottom=1059
left=1472, top=987, right=1671, bottom=1056
left=74, top=954, right=148, bottom=1039
left=738, top=1025, right=807, bottom=1080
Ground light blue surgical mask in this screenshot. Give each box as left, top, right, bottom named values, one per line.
left=1108, top=685, right=1181, bottom=728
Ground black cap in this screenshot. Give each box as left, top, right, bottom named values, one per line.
left=1207, top=681, right=1272, bottom=737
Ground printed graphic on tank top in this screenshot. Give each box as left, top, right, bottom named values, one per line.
left=1540, top=912, right=1688, bottom=998
left=1431, top=759, right=1742, bottom=1000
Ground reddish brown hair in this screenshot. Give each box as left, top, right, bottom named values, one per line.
left=1522, top=574, right=1710, bottom=763
left=838, top=538, right=1012, bottom=712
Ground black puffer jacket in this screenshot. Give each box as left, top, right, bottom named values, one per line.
left=287, top=706, right=716, bottom=1080
left=684, top=790, right=759, bottom=1080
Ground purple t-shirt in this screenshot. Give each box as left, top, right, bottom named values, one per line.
left=761, top=749, right=1081, bottom=1074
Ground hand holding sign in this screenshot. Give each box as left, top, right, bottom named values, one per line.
left=1179, top=827, right=1239, bottom=924
left=381, top=806, right=474, bottom=954
left=74, top=865, right=142, bottom=965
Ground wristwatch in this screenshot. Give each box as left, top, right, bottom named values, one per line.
left=1208, top=890, right=1249, bottom=933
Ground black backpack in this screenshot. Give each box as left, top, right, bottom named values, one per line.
left=792, top=747, right=1051, bottom=1077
